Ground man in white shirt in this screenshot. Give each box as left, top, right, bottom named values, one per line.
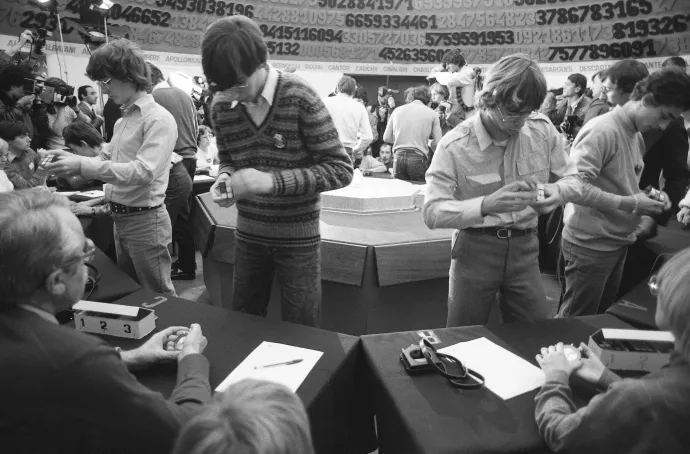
left=323, top=76, right=373, bottom=165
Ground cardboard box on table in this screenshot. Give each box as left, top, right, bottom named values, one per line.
left=73, top=300, right=156, bottom=339
left=588, top=328, right=674, bottom=373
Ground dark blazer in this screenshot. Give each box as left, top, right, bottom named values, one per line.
left=0, top=307, right=211, bottom=454
left=78, top=101, right=104, bottom=132
left=641, top=118, right=690, bottom=225
left=103, top=98, right=122, bottom=143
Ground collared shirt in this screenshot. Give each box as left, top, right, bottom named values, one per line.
left=423, top=112, right=582, bottom=230
left=233, top=65, right=279, bottom=126
left=17, top=304, right=58, bottom=324
left=383, top=100, right=442, bottom=156
left=80, top=94, right=177, bottom=207
left=5, top=148, right=45, bottom=189
left=323, top=93, right=373, bottom=157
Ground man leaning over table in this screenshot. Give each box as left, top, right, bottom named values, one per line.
left=423, top=53, right=582, bottom=328
left=0, top=188, right=211, bottom=454
left=44, top=39, right=178, bottom=297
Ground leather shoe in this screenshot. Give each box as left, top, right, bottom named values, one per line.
left=171, top=269, right=196, bottom=280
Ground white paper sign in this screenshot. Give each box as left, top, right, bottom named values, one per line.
left=439, top=337, right=545, bottom=400
left=215, top=342, right=323, bottom=393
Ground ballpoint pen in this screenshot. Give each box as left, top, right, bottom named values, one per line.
left=254, top=359, right=304, bottom=370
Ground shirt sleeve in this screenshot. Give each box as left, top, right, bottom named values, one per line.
left=73, top=344, right=211, bottom=453
left=383, top=110, right=395, bottom=144
left=435, top=67, right=476, bottom=88
left=544, top=120, right=582, bottom=202
left=422, top=138, right=485, bottom=229
left=271, top=87, right=354, bottom=196
left=211, top=104, right=238, bottom=177
left=535, top=371, right=653, bottom=453
left=567, top=126, right=625, bottom=212
left=80, top=111, right=176, bottom=185
left=5, top=154, right=46, bottom=189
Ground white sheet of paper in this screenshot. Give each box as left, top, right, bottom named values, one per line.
left=194, top=174, right=215, bottom=182
left=439, top=337, right=545, bottom=400
left=215, top=342, right=323, bottom=393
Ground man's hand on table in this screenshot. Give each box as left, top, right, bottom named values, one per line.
left=481, top=181, right=537, bottom=216
left=120, top=325, right=205, bottom=370
left=175, top=323, right=208, bottom=363
left=678, top=206, right=690, bottom=225
left=572, top=343, right=607, bottom=385
left=536, top=342, right=582, bottom=378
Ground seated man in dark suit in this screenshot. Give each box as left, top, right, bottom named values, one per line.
left=0, top=188, right=212, bottom=454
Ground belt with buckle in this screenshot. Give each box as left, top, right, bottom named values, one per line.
left=464, top=227, right=537, bottom=239
left=109, top=202, right=162, bottom=215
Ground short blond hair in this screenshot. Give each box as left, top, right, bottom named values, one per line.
left=173, top=379, right=314, bottom=454
left=656, top=248, right=690, bottom=359
left=475, top=53, right=546, bottom=113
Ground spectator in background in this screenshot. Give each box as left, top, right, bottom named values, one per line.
left=173, top=379, right=314, bottom=454
left=196, top=125, right=218, bottom=173
left=58, top=121, right=104, bottom=191
left=636, top=58, right=690, bottom=238
left=601, top=59, right=649, bottom=107
left=323, top=75, right=373, bottom=166
left=0, top=189, right=212, bottom=454
left=559, top=68, right=690, bottom=317
left=384, top=85, right=442, bottom=182
left=534, top=247, right=690, bottom=453
left=44, top=77, right=79, bottom=150
left=0, top=138, right=14, bottom=192
left=555, top=73, right=591, bottom=140
left=371, top=86, right=396, bottom=157
left=353, top=84, right=378, bottom=145
left=0, top=64, right=49, bottom=150
left=203, top=16, right=353, bottom=328
left=0, top=120, right=46, bottom=189
left=149, top=62, right=199, bottom=281
left=77, top=85, right=104, bottom=133
left=45, top=39, right=178, bottom=297
left=423, top=53, right=581, bottom=328
left=538, top=91, right=561, bottom=127
left=430, top=82, right=461, bottom=135
left=583, top=70, right=611, bottom=125
left=360, top=142, right=394, bottom=174
left=102, top=97, right=121, bottom=142
left=436, top=49, right=478, bottom=121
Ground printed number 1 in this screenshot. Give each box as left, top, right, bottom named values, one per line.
left=80, top=318, right=85, bottom=327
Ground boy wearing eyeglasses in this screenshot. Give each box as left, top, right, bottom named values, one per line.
left=43, top=39, right=178, bottom=297
left=423, top=53, right=582, bottom=328
left=202, top=16, right=353, bottom=328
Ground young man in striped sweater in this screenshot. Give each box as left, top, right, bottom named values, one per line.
left=201, top=16, right=353, bottom=327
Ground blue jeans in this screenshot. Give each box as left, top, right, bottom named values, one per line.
left=447, top=230, right=548, bottom=327
left=164, top=160, right=196, bottom=273
left=393, top=149, right=428, bottom=182
left=558, top=239, right=628, bottom=317
left=232, top=236, right=322, bottom=327
left=112, top=205, right=176, bottom=297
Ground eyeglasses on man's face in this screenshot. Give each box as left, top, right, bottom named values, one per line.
left=497, top=106, right=532, bottom=123
left=60, top=238, right=97, bottom=270
left=96, top=78, right=112, bottom=92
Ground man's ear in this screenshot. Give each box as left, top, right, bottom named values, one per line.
left=80, top=140, right=89, bottom=148
left=45, top=269, right=67, bottom=297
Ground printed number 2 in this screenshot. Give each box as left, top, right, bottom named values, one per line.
left=100, top=321, right=107, bottom=331
left=124, top=324, right=131, bottom=334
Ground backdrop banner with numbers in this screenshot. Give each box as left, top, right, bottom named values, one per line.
left=1, top=0, right=689, bottom=69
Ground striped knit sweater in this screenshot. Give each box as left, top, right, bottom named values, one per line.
left=211, top=72, right=353, bottom=247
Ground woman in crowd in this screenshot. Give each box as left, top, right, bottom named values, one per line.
left=195, top=125, right=218, bottom=173
left=173, top=379, right=314, bottom=454
left=534, top=247, right=690, bottom=453
left=44, top=77, right=82, bottom=150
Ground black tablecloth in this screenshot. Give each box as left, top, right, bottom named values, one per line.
left=109, top=290, right=377, bottom=454
left=361, top=315, right=631, bottom=454
left=607, top=279, right=657, bottom=329
left=88, top=247, right=141, bottom=303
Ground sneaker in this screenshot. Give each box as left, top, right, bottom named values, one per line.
left=171, top=260, right=179, bottom=272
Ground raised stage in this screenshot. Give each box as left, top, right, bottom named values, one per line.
left=192, top=175, right=455, bottom=335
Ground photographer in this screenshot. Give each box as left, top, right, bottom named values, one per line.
left=0, top=64, right=49, bottom=150
left=0, top=30, right=34, bottom=69
left=44, top=77, right=78, bottom=150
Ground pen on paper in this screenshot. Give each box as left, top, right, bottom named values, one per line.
left=254, top=359, right=304, bottom=370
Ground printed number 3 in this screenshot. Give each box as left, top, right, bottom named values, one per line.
left=124, top=324, right=132, bottom=334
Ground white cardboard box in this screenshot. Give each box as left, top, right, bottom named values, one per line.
left=73, top=301, right=156, bottom=339
left=588, top=328, right=674, bottom=373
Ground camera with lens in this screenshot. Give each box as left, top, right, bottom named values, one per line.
left=561, top=115, right=578, bottom=141
left=23, top=78, right=75, bottom=105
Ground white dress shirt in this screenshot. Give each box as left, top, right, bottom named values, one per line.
left=323, top=93, right=374, bottom=158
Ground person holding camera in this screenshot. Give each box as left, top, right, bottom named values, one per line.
left=44, top=77, right=78, bottom=150
left=0, top=64, right=49, bottom=150
left=0, top=189, right=212, bottom=454
left=554, top=73, right=592, bottom=141
left=423, top=53, right=582, bottom=328
left=558, top=68, right=690, bottom=318
left=0, top=30, right=34, bottom=69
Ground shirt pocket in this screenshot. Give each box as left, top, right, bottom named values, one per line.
left=517, top=153, right=550, bottom=183
left=461, top=172, right=503, bottom=199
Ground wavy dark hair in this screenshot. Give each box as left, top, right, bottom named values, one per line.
left=630, top=66, right=690, bottom=110
left=62, top=121, right=104, bottom=148
left=85, top=39, right=151, bottom=92
left=602, top=59, right=649, bottom=94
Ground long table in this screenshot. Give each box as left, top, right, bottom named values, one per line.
left=88, top=247, right=141, bottom=303
left=108, top=290, right=378, bottom=454
left=361, top=315, right=631, bottom=454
